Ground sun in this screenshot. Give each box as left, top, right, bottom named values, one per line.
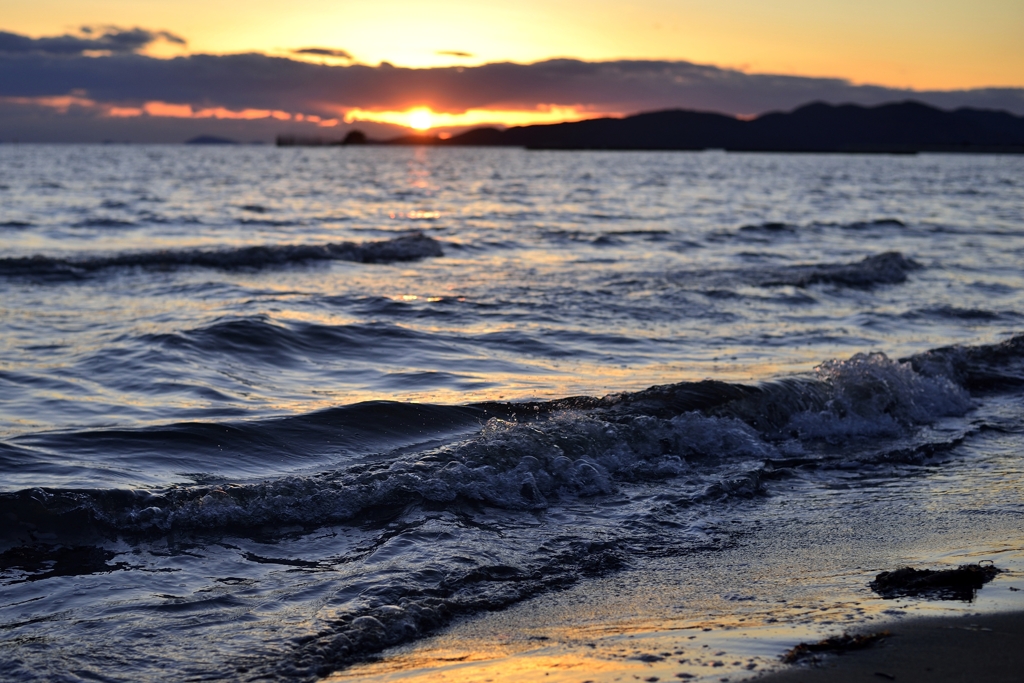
left=408, top=107, right=433, bottom=131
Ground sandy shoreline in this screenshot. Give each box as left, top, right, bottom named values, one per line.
left=756, top=610, right=1024, bottom=683
left=325, top=448, right=1024, bottom=683
left=327, top=601, right=1024, bottom=683
left=323, top=399, right=1024, bottom=683
left=326, top=547, right=1024, bottom=683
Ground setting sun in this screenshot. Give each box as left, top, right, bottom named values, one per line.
left=408, top=107, right=433, bottom=131
left=340, top=104, right=607, bottom=132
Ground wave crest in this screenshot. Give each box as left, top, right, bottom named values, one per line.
left=0, top=233, right=443, bottom=279
left=786, top=352, right=973, bottom=439
left=764, top=252, right=921, bottom=288
left=4, top=335, right=1021, bottom=543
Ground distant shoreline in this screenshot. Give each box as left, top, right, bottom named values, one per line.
left=275, top=100, right=1024, bottom=154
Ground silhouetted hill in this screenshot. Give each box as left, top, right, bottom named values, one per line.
left=429, top=102, right=1024, bottom=153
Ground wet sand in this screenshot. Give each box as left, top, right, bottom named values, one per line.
left=756, top=610, right=1024, bottom=683
left=326, top=460, right=1024, bottom=683
left=328, top=605, right=1024, bottom=683
left=327, top=532, right=1024, bottom=683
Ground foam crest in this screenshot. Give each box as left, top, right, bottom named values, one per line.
left=786, top=352, right=972, bottom=439
left=2, top=411, right=773, bottom=538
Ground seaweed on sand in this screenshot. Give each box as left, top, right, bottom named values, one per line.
left=782, top=631, right=890, bottom=664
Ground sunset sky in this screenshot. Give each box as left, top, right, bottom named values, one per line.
left=2, top=0, right=1022, bottom=141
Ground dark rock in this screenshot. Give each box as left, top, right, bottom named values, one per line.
left=341, top=130, right=368, bottom=145
left=870, top=563, right=1001, bottom=600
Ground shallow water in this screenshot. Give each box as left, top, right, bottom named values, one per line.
left=1, top=146, right=1022, bottom=681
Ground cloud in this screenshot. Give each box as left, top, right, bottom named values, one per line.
left=292, top=47, right=353, bottom=60
left=0, top=28, right=1021, bottom=142
left=0, top=26, right=185, bottom=56
left=437, top=51, right=473, bottom=58
left=0, top=95, right=406, bottom=143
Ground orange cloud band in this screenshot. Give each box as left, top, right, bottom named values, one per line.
left=4, top=96, right=346, bottom=127
left=340, top=104, right=618, bottom=130
left=3, top=95, right=617, bottom=132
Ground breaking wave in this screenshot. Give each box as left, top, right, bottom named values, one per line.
left=5, top=335, right=1016, bottom=543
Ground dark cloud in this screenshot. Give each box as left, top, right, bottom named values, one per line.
left=437, top=51, right=473, bottom=58
left=293, top=47, right=353, bottom=60
left=0, top=26, right=185, bottom=56
left=0, top=96, right=403, bottom=143
left=0, top=27, right=1021, bottom=142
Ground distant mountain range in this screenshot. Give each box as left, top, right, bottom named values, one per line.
left=373, top=101, right=1024, bottom=153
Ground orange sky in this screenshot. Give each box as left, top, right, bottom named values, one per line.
left=4, top=0, right=1023, bottom=90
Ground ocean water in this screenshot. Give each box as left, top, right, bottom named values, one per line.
left=0, top=145, right=1022, bottom=681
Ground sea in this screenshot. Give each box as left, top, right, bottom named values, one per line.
left=1, top=145, right=1023, bottom=681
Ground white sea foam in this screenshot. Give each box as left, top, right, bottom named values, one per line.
left=785, top=352, right=972, bottom=440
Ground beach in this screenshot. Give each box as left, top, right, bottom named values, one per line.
left=324, top=405, right=1024, bottom=683
left=322, top=610, right=1024, bottom=683
left=777, top=611, right=1024, bottom=683
left=760, top=611, right=1024, bottom=683
left=1, top=146, right=1022, bottom=681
